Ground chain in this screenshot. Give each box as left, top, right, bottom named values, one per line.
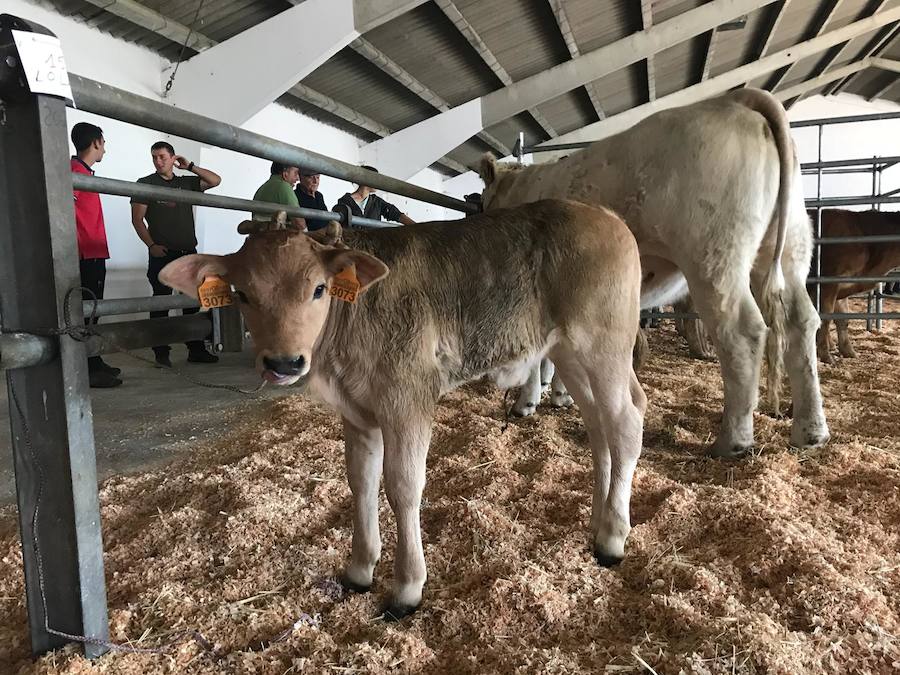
left=163, top=0, right=206, bottom=98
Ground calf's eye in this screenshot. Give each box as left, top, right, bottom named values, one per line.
left=313, top=284, right=326, bottom=299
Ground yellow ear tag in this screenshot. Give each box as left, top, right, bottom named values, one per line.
left=329, top=267, right=360, bottom=303
left=198, top=275, right=234, bottom=309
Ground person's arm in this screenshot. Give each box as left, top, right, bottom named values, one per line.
left=381, top=197, right=415, bottom=225
left=174, top=155, right=221, bottom=190
left=282, top=183, right=307, bottom=231
left=131, top=202, right=167, bottom=257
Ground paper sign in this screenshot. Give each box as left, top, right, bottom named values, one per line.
left=198, top=276, right=234, bottom=309
left=329, top=267, right=360, bottom=304
left=11, top=30, right=75, bottom=103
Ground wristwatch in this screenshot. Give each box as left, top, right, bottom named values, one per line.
left=187, top=161, right=195, bottom=171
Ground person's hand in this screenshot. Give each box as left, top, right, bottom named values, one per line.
left=149, top=243, right=168, bottom=257
left=173, top=155, right=191, bottom=170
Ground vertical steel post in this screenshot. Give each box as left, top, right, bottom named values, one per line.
left=0, top=15, right=109, bottom=658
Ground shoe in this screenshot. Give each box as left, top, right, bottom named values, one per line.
left=89, top=370, right=122, bottom=388
left=155, top=353, right=173, bottom=368
left=187, top=350, right=219, bottom=364
left=98, top=359, right=121, bottom=376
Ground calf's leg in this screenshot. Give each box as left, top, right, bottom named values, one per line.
left=341, top=418, right=384, bottom=592
left=834, top=297, right=856, bottom=358
left=380, top=416, right=432, bottom=619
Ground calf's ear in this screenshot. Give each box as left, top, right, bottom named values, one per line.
left=159, top=254, right=229, bottom=298
left=321, top=249, right=389, bottom=293
left=479, top=153, right=498, bottom=187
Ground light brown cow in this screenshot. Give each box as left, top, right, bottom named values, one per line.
left=160, top=200, right=644, bottom=619
left=809, top=208, right=900, bottom=363
left=481, top=88, right=830, bottom=457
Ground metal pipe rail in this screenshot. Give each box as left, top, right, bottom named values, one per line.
left=808, top=275, right=900, bottom=284
left=84, top=294, right=199, bottom=317
left=69, top=75, right=477, bottom=215
left=72, top=174, right=400, bottom=229
left=84, top=315, right=211, bottom=357
left=0, top=333, right=58, bottom=370
left=800, top=155, right=900, bottom=170
left=806, top=195, right=900, bottom=207
left=815, top=234, right=900, bottom=244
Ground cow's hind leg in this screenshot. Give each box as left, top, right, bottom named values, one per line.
left=512, top=365, right=542, bottom=417
left=690, top=281, right=767, bottom=458
left=380, top=414, right=432, bottom=620
left=782, top=274, right=830, bottom=447
left=551, top=345, right=645, bottom=564
left=341, top=418, right=384, bottom=593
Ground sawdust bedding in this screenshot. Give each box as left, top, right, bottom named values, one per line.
left=1, top=316, right=899, bottom=674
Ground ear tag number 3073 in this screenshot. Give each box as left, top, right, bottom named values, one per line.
left=198, top=275, right=234, bottom=309
left=329, top=267, right=360, bottom=303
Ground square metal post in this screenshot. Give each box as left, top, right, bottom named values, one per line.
left=0, top=15, right=109, bottom=658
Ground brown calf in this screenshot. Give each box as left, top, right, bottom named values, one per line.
left=160, top=200, right=644, bottom=619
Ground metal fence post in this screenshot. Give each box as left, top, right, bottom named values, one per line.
left=0, top=15, right=109, bottom=658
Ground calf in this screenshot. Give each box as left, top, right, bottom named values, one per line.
left=809, top=208, right=900, bottom=363
left=160, top=200, right=645, bottom=619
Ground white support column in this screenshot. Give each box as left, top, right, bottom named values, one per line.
left=165, top=0, right=428, bottom=125
left=361, top=0, right=771, bottom=179
left=540, top=6, right=900, bottom=148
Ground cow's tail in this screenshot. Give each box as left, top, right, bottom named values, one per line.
left=730, top=88, right=793, bottom=415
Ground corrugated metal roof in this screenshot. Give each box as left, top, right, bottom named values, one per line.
left=35, top=0, right=900, bottom=176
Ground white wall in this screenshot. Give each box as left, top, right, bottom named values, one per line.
left=789, top=93, right=900, bottom=212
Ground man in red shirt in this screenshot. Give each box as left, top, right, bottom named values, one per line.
left=71, top=122, right=122, bottom=388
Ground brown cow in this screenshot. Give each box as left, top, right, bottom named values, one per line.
left=159, top=200, right=644, bottom=619
left=809, top=208, right=900, bottom=363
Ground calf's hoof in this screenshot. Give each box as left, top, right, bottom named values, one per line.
left=791, top=427, right=830, bottom=449
left=381, top=602, right=420, bottom=622
left=550, top=392, right=574, bottom=408
left=512, top=402, right=537, bottom=417
left=593, top=549, right=624, bottom=568
left=708, top=439, right=754, bottom=460
left=340, top=574, right=372, bottom=595
left=838, top=348, right=857, bottom=359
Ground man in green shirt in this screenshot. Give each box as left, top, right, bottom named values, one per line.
left=252, top=162, right=307, bottom=230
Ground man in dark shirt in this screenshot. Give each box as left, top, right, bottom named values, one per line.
left=333, top=165, right=415, bottom=226
left=295, top=169, right=329, bottom=231
left=131, top=141, right=222, bottom=367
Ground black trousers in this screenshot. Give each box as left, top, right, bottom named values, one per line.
left=147, top=249, right=204, bottom=356
left=79, top=258, right=106, bottom=372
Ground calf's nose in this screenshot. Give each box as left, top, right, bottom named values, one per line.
left=263, top=355, right=306, bottom=376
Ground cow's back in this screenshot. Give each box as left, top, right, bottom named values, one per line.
left=484, top=93, right=807, bottom=282
left=323, top=199, right=639, bottom=387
